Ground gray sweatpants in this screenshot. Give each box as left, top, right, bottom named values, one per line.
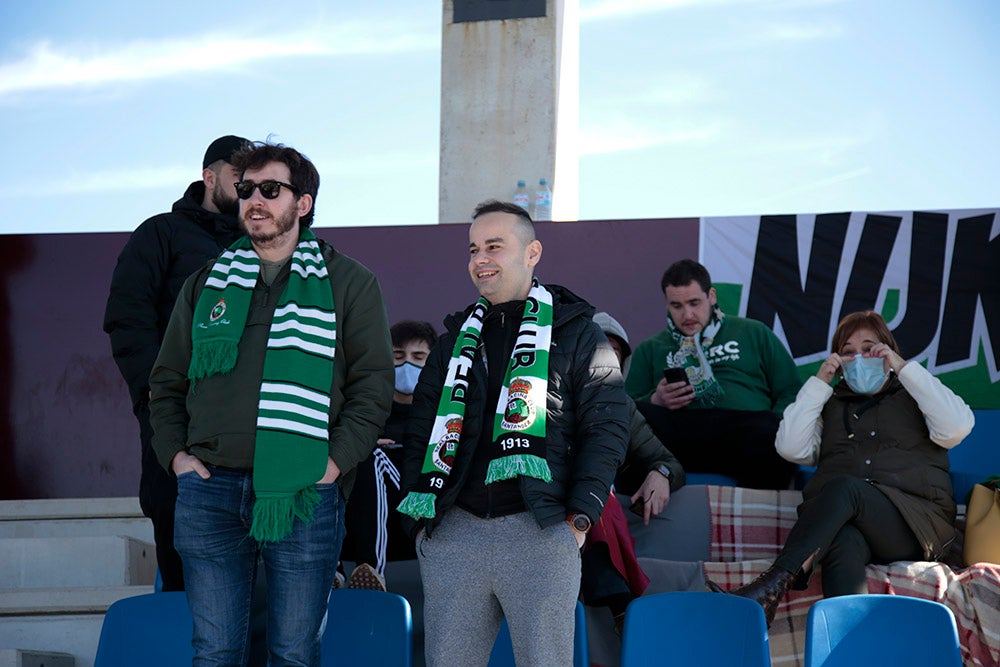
left=417, top=508, right=581, bottom=666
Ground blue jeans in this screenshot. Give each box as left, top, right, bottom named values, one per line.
left=175, top=466, right=345, bottom=667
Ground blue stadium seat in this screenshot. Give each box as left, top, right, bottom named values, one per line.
left=488, top=600, right=588, bottom=667
left=94, top=592, right=193, bottom=666
left=949, top=409, right=1000, bottom=503
left=686, top=473, right=739, bottom=487
left=805, top=594, right=961, bottom=667
left=97, top=589, right=413, bottom=666
left=620, top=591, right=771, bottom=667
left=322, top=588, right=413, bottom=667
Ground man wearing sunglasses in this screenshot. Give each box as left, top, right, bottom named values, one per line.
left=149, top=141, right=394, bottom=665
left=103, top=134, right=248, bottom=594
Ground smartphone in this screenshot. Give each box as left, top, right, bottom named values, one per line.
left=628, top=496, right=646, bottom=517
left=663, top=367, right=689, bottom=385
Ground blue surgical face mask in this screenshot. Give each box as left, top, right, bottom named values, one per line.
left=840, top=356, right=889, bottom=395
left=394, top=362, right=423, bottom=395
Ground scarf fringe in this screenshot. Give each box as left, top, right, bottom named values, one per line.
left=692, top=380, right=725, bottom=408
left=249, top=485, right=321, bottom=543
left=485, top=454, right=553, bottom=485
left=396, top=492, right=437, bottom=520
left=188, top=340, right=239, bottom=381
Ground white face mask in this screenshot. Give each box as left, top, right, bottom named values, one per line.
left=840, top=356, right=889, bottom=395
left=394, top=362, right=423, bottom=395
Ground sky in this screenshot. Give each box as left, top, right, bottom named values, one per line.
left=1, top=0, right=998, bottom=234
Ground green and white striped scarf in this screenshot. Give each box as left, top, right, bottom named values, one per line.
left=666, top=304, right=725, bottom=408
left=398, top=280, right=553, bottom=520
left=189, top=228, right=335, bottom=543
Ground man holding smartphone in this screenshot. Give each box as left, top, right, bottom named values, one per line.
left=625, top=259, right=801, bottom=489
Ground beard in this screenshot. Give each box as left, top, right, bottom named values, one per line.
left=212, top=181, right=239, bottom=217
left=240, top=203, right=298, bottom=245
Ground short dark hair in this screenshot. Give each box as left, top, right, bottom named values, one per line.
left=471, top=199, right=536, bottom=242
left=390, top=320, right=438, bottom=349
left=830, top=311, right=901, bottom=356
left=661, top=259, right=713, bottom=295
left=230, top=141, right=320, bottom=227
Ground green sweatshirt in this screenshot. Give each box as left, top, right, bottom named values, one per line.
left=149, top=240, right=394, bottom=498
left=625, top=314, right=802, bottom=414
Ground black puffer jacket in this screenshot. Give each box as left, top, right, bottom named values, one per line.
left=400, top=284, right=629, bottom=538
left=104, top=182, right=242, bottom=410
left=614, top=397, right=687, bottom=496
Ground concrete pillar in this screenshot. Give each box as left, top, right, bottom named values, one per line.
left=439, top=0, right=579, bottom=224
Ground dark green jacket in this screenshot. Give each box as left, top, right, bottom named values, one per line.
left=149, top=240, right=394, bottom=498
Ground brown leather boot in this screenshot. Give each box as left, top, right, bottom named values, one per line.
left=705, top=566, right=796, bottom=627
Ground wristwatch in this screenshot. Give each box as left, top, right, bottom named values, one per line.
left=569, top=513, right=592, bottom=533
left=655, top=464, right=671, bottom=480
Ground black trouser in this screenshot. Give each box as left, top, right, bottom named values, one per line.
left=775, top=475, right=923, bottom=597
left=137, top=402, right=184, bottom=592
left=340, top=446, right=415, bottom=571
left=636, top=403, right=798, bottom=490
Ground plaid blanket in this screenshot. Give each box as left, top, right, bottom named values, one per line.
left=701, top=486, right=1000, bottom=667
left=586, top=486, right=1000, bottom=667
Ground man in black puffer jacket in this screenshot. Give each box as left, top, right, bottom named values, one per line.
left=399, top=200, right=628, bottom=667
left=103, top=135, right=248, bottom=592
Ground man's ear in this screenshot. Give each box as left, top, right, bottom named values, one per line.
left=526, top=239, right=543, bottom=268
left=708, top=286, right=717, bottom=306
left=202, top=167, right=216, bottom=189
left=296, top=193, right=313, bottom=219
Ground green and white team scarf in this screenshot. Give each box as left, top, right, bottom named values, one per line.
left=666, top=304, right=725, bottom=408
left=397, top=280, right=553, bottom=520
left=189, top=228, right=335, bottom=543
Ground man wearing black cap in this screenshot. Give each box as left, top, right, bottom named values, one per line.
left=104, top=134, right=249, bottom=592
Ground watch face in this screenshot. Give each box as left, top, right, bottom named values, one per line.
left=572, top=515, right=591, bottom=532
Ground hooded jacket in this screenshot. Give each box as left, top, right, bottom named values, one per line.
left=400, top=284, right=629, bottom=538
left=104, top=182, right=242, bottom=411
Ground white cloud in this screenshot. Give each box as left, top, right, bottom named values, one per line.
left=0, top=165, right=192, bottom=198
left=750, top=20, right=843, bottom=43
left=579, top=119, right=719, bottom=155
left=317, top=150, right=438, bottom=177
left=752, top=165, right=872, bottom=206
left=0, top=23, right=436, bottom=98
left=581, top=0, right=845, bottom=22
left=0, top=149, right=440, bottom=199
left=581, top=0, right=695, bottom=22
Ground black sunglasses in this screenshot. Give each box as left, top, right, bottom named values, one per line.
left=234, top=179, right=300, bottom=200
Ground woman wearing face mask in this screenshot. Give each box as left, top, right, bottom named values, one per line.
left=707, top=310, right=974, bottom=625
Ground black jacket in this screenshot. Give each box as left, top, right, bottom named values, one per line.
left=615, top=397, right=687, bottom=496
left=103, top=182, right=242, bottom=410
left=400, top=284, right=629, bottom=538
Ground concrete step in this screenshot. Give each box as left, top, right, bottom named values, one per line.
left=0, top=586, right=152, bottom=667
left=0, top=498, right=143, bottom=521
left=0, top=537, right=155, bottom=589
left=0, top=648, right=74, bottom=667
left=0, top=498, right=153, bottom=544
left=0, top=498, right=152, bottom=544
